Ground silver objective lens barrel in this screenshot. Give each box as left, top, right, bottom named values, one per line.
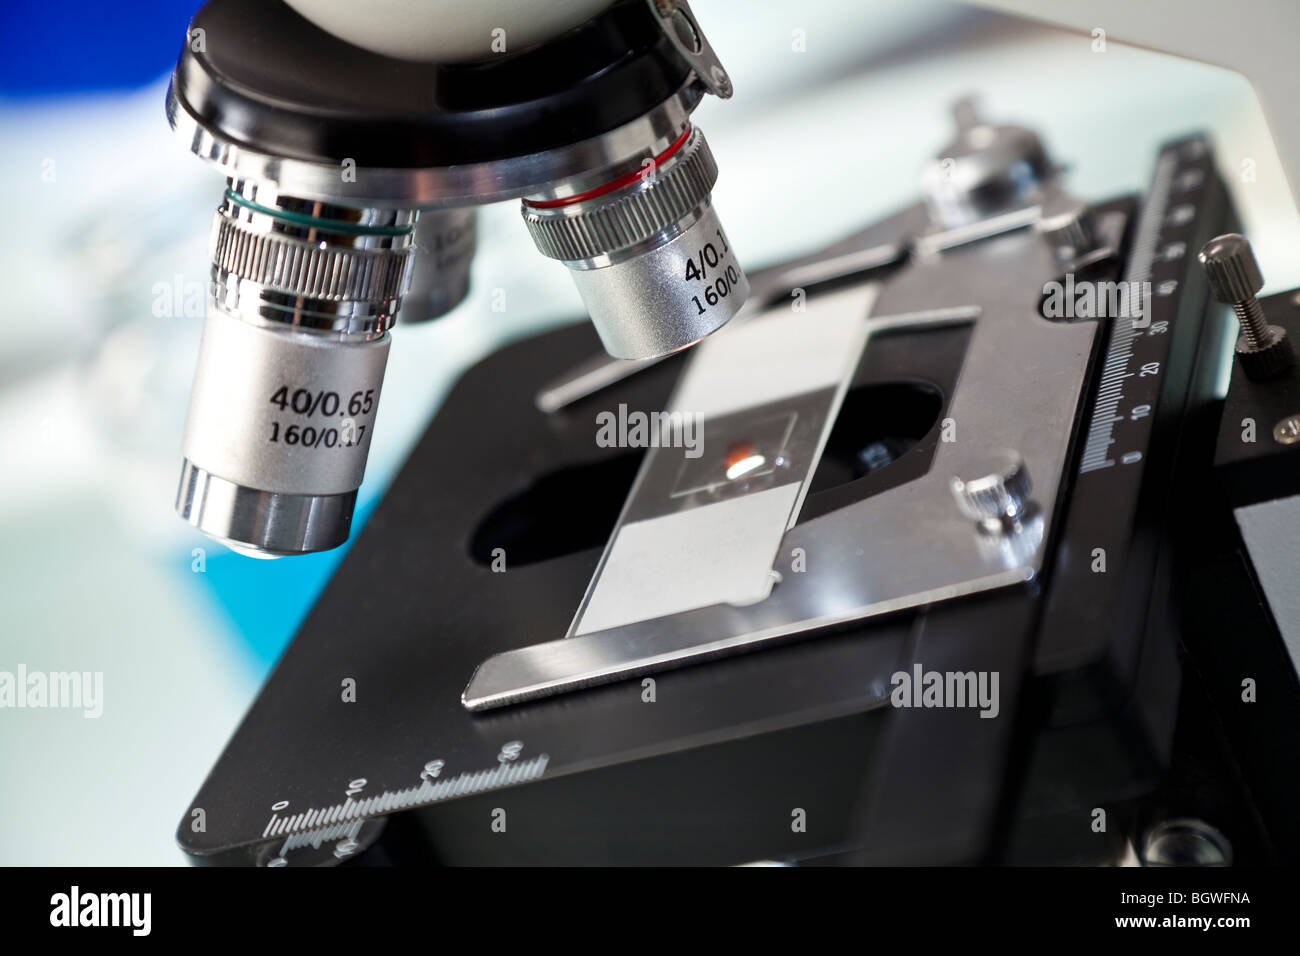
left=177, top=183, right=416, bottom=557
left=521, top=125, right=749, bottom=359
left=399, top=208, right=477, bottom=323
left=167, top=0, right=744, bottom=558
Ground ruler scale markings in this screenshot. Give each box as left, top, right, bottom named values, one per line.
left=261, top=755, right=551, bottom=841
left=1080, top=149, right=1177, bottom=474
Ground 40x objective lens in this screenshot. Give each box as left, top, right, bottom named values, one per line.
left=177, top=184, right=416, bottom=557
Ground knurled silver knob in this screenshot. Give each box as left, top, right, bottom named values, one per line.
left=1036, top=195, right=1096, bottom=262
left=950, top=452, right=1032, bottom=534
left=1198, top=233, right=1294, bottom=380
left=1200, top=233, right=1263, bottom=303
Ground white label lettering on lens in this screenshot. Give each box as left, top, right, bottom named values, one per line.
left=181, top=309, right=390, bottom=496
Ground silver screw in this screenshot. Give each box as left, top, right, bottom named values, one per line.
left=1274, top=414, right=1300, bottom=445
left=950, top=451, right=1032, bottom=535
left=1140, top=818, right=1232, bottom=867
left=1200, top=234, right=1269, bottom=346
left=1199, top=233, right=1294, bottom=379
left=1036, top=195, right=1097, bottom=262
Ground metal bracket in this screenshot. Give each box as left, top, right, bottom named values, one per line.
left=649, top=0, right=733, bottom=98
left=463, top=201, right=1105, bottom=711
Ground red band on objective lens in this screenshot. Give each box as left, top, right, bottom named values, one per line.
left=522, top=125, right=693, bottom=210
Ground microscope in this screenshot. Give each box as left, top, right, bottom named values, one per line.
left=172, top=0, right=747, bottom=557
left=169, top=1, right=1300, bottom=866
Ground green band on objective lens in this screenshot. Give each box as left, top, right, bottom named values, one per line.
left=224, top=190, right=413, bottom=237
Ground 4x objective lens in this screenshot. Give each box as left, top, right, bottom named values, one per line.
left=177, top=183, right=416, bottom=557
left=521, top=125, right=749, bottom=359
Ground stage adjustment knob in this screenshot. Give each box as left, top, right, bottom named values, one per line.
left=950, top=451, right=1033, bottom=535
left=1199, top=233, right=1294, bottom=381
